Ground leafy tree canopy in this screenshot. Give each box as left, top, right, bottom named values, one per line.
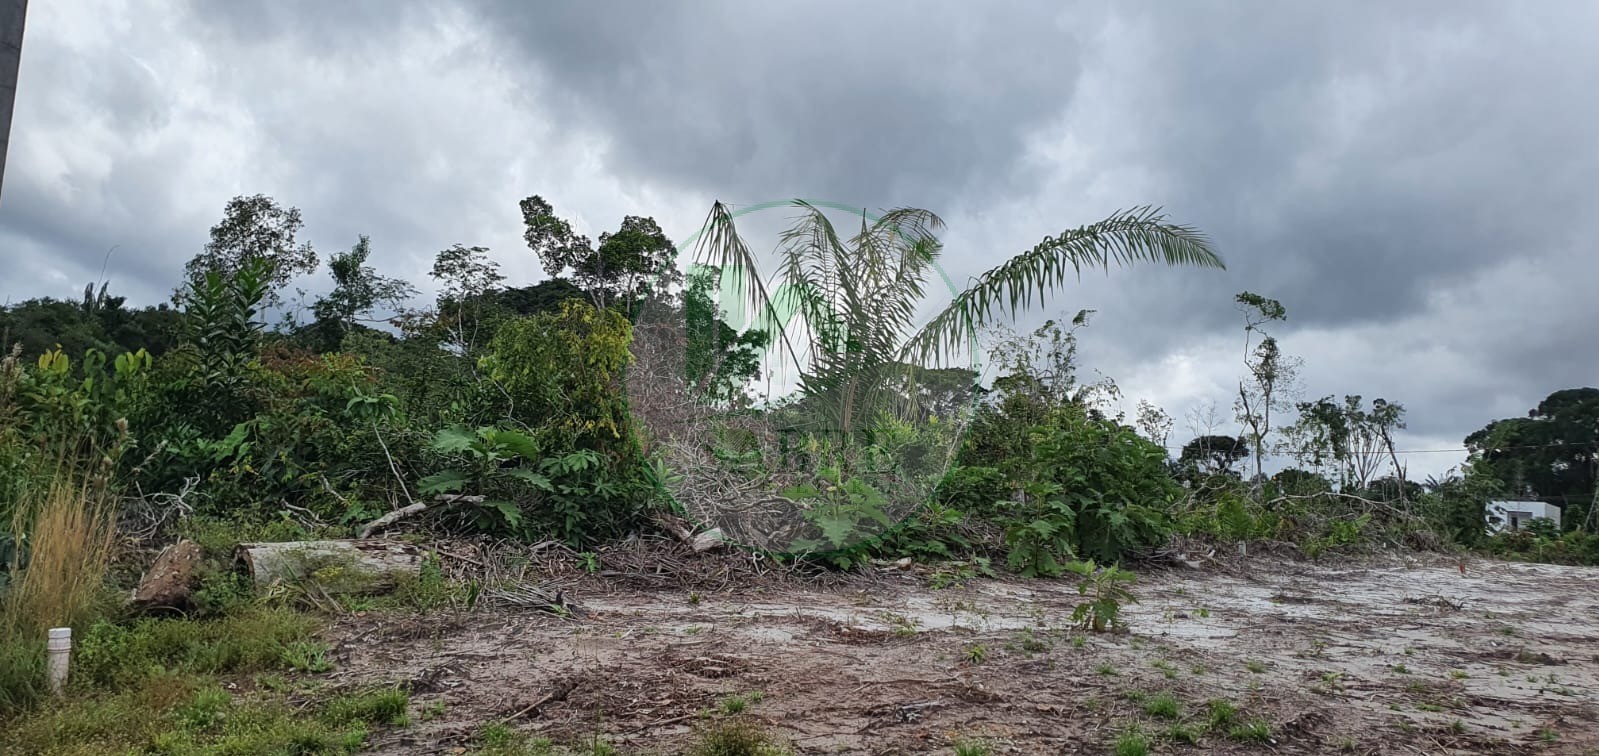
left=1466, top=387, right=1599, bottom=526
left=183, top=194, right=318, bottom=306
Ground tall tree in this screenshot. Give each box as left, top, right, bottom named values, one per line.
left=183, top=195, right=318, bottom=307
left=1466, top=387, right=1599, bottom=529
left=1135, top=399, right=1175, bottom=450
left=308, top=235, right=417, bottom=349
left=429, top=244, right=505, bottom=355
left=1233, top=291, right=1298, bottom=480
left=1286, top=394, right=1406, bottom=491
left=682, top=265, right=768, bottom=405
left=1179, top=434, right=1250, bottom=476
left=519, top=195, right=680, bottom=313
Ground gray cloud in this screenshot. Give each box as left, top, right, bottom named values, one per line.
left=2, top=0, right=1595, bottom=476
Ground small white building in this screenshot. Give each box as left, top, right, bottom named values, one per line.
left=1486, top=500, right=1561, bottom=533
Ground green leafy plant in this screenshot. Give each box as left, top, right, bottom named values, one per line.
left=1064, top=560, right=1137, bottom=632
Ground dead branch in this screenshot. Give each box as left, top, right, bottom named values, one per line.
left=501, top=677, right=579, bottom=723
left=358, top=494, right=486, bottom=539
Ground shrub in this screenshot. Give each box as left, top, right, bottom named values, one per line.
left=685, top=718, right=791, bottom=756
left=999, top=406, right=1177, bottom=572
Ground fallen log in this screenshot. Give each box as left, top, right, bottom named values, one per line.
left=236, top=540, right=424, bottom=593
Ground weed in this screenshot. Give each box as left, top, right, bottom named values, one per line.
left=684, top=716, right=789, bottom=751
left=964, top=644, right=989, bottom=664
left=1392, top=663, right=1410, bottom=675
left=1448, top=669, right=1468, bottom=680
left=1448, top=719, right=1466, bottom=734
left=1190, top=663, right=1208, bottom=675
left=578, top=552, right=601, bottom=573
left=1245, top=659, right=1266, bottom=673
left=1166, top=723, right=1201, bottom=744
left=1228, top=719, right=1274, bottom=743
left=952, top=736, right=994, bottom=756
left=1151, top=659, right=1178, bottom=679
left=1064, top=560, right=1137, bottom=632
left=1013, top=629, right=1050, bottom=653
left=719, top=693, right=750, bottom=715
left=280, top=640, right=335, bottom=673
left=0, top=467, right=117, bottom=714
left=1313, top=671, right=1344, bottom=695
left=1113, top=725, right=1150, bottom=756
left=1096, top=663, right=1119, bottom=677
left=257, top=673, right=289, bottom=692
left=882, top=612, right=919, bottom=637
left=689, top=591, right=702, bottom=605
left=686, top=718, right=791, bottom=755
left=1197, top=606, right=1210, bottom=619
left=419, top=699, right=447, bottom=721
left=5, top=671, right=369, bottom=754
left=323, top=687, right=410, bottom=726
left=1537, top=727, right=1558, bottom=743
left=1070, top=634, right=1087, bottom=649
left=1143, top=692, right=1182, bottom=719
left=1205, top=698, right=1237, bottom=729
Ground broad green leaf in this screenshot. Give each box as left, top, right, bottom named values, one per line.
left=431, top=426, right=477, bottom=454
left=417, top=470, right=468, bottom=495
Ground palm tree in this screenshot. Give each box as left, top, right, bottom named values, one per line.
left=689, top=201, right=1224, bottom=434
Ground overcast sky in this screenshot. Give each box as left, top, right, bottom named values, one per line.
left=4, top=0, right=1596, bottom=479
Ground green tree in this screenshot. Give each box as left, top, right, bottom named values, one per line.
left=1179, top=435, right=1250, bottom=477
left=1286, top=395, right=1406, bottom=491
left=428, top=244, right=506, bottom=356
left=682, top=266, right=768, bottom=405
left=1233, top=291, right=1297, bottom=480
left=1466, top=388, right=1599, bottom=530
left=183, top=195, right=318, bottom=307
left=307, top=235, right=417, bottom=350
left=519, top=196, right=680, bottom=313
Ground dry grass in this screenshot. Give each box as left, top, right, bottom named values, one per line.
left=4, top=469, right=118, bottom=637
left=1, top=463, right=119, bottom=715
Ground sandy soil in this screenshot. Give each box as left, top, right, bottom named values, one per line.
left=325, top=554, right=1599, bottom=755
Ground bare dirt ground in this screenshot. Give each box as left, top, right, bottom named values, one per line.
left=325, top=552, right=1599, bottom=755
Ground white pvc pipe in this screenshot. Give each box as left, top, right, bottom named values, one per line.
left=46, top=627, right=70, bottom=694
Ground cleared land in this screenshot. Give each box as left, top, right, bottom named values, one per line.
left=327, top=550, right=1599, bottom=754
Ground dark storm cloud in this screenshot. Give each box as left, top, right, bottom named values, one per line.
left=2, top=0, right=1595, bottom=471
left=467, top=0, right=1095, bottom=212
left=467, top=0, right=1599, bottom=335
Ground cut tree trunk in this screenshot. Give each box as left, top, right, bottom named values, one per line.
left=236, top=540, right=424, bottom=594
left=129, top=539, right=203, bottom=610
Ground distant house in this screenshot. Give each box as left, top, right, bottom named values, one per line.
left=1486, top=500, right=1561, bottom=533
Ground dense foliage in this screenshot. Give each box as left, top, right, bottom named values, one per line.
left=2, top=192, right=1593, bottom=581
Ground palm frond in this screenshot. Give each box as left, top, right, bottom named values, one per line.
left=903, top=207, right=1223, bottom=366
left=689, top=201, right=802, bottom=368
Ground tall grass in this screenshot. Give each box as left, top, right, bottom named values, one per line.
left=0, top=464, right=118, bottom=716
